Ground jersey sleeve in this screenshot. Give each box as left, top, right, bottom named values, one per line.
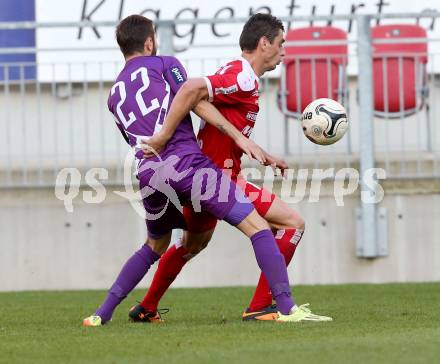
left=204, top=62, right=253, bottom=105
left=162, top=56, right=188, bottom=95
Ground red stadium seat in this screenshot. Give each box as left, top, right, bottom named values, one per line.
left=372, top=24, right=428, bottom=117
left=279, top=26, right=348, bottom=117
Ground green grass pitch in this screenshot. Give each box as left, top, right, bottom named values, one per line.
left=1, top=283, right=440, bottom=364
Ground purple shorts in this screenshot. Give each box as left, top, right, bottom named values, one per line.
left=138, top=152, right=254, bottom=239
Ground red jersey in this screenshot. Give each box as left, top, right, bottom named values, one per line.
left=199, top=57, right=259, bottom=179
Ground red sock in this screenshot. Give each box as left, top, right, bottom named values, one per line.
left=140, top=243, right=191, bottom=312
left=247, top=228, right=304, bottom=312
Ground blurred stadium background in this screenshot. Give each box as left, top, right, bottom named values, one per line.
left=1, top=0, right=439, bottom=293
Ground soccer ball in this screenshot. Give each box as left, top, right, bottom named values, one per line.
left=301, top=98, right=348, bottom=145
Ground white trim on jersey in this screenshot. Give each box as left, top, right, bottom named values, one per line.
left=125, top=129, right=147, bottom=144
left=245, top=180, right=262, bottom=191
left=154, top=75, right=171, bottom=135
left=275, top=229, right=286, bottom=240
left=274, top=228, right=304, bottom=245
left=237, top=70, right=255, bottom=92
left=239, top=56, right=260, bottom=88
left=292, top=229, right=304, bottom=245
left=203, top=76, right=214, bottom=102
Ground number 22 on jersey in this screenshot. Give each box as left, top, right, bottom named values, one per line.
left=111, top=66, right=160, bottom=129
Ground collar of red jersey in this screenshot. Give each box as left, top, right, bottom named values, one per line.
left=238, top=56, right=260, bottom=85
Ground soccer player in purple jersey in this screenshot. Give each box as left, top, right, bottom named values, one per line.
left=83, top=15, right=330, bottom=326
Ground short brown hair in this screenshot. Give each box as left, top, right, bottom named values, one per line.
left=239, top=13, right=284, bottom=52
left=116, top=15, right=155, bottom=57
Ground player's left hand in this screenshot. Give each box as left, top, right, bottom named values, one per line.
left=264, top=153, right=288, bottom=177
left=141, top=132, right=168, bottom=158
left=235, top=135, right=266, bottom=164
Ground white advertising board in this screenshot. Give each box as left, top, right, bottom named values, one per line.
left=35, top=0, right=440, bottom=81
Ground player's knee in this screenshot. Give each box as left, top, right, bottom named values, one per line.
left=285, top=211, right=305, bottom=231
left=194, top=238, right=210, bottom=253
left=296, top=217, right=305, bottom=231
left=185, top=241, right=208, bottom=255
left=181, top=233, right=211, bottom=255
left=146, top=237, right=169, bottom=256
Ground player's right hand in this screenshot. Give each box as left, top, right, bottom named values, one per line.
left=141, top=132, right=168, bottom=158
left=236, top=135, right=266, bottom=165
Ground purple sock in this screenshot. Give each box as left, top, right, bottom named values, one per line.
left=95, top=244, right=160, bottom=323
left=251, top=229, right=294, bottom=315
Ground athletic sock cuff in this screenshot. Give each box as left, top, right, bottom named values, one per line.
left=250, top=229, right=272, bottom=243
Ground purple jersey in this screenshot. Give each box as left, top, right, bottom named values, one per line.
left=108, top=55, right=253, bottom=239
left=107, top=55, right=201, bottom=163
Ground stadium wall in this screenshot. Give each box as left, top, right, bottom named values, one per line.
left=1, top=179, right=439, bottom=292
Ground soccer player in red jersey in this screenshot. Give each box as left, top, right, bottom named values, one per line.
left=130, top=14, right=330, bottom=322
left=84, top=14, right=315, bottom=327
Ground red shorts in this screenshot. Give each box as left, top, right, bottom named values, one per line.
left=183, top=178, right=276, bottom=233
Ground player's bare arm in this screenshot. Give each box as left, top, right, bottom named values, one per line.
left=142, top=78, right=266, bottom=163
left=140, top=78, right=207, bottom=156
left=192, top=100, right=266, bottom=164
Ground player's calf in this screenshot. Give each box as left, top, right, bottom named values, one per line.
left=147, top=231, right=173, bottom=255
left=229, top=209, right=294, bottom=315
left=181, top=229, right=213, bottom=256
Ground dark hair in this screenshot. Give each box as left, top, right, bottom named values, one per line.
left=239, top=13, right=284, bottom=51
left=116, top=15, right=155, bottom=57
